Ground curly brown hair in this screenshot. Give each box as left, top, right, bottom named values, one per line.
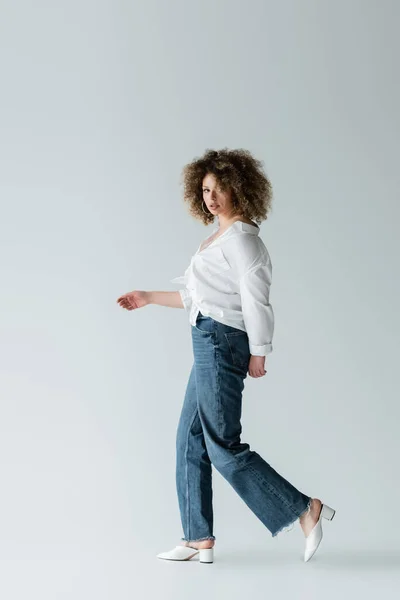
left=180, top=148, right=273, bottom=226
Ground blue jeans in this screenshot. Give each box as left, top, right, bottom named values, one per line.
left=175, top=311, right=311, bottom=541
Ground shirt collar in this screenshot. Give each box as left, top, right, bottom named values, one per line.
left=212, top=220, right=260, bottom=236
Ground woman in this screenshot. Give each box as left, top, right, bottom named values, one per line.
left=117, top=148, right=335, bottom=564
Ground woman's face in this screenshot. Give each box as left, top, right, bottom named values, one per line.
left=202, top=173, right=234, bottom=217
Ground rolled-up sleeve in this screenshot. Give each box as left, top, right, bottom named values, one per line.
left=170, top=271, right=193, bottom=313
left=239, top=262, right=274, bottom=356
left=178, top=287, right=192, bottom=312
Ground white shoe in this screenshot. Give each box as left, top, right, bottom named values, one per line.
left=156, top=545, right=214, bottom=563
left=304, top=503, right=336, bottom=562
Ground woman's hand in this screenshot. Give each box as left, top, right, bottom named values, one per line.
left=248, top=355, right=267, bottom=378
left=116, top=290, right=149, bottom=311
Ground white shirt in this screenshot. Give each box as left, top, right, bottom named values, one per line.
left=170, top=220, right=274, bottom=356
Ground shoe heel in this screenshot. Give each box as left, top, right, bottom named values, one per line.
left=199, top=548, right=214, bottom=563
left=321, top=504, right=336, bottom=520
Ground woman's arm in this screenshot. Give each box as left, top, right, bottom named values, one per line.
left=147, top=291, right=184, bottom=308
left=117, top=290, right=184, bottom=311
left=239, top=262, right=274, bottom=356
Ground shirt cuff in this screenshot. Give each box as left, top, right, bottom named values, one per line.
left=249, top=342, right=273, bottom=356
left=179, top=288, right=192, bottom=311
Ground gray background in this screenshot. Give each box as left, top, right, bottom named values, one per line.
left=1, top=0, right=399, bottom=598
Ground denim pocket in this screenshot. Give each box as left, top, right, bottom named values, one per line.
left=224, top=331, right=250, bottom=370
left=193, top=314, right=215, bottom=336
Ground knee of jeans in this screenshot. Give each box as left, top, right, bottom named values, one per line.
left=202, top=442, right=220, bottom=468
left=206, top=445, right=237, bottom=472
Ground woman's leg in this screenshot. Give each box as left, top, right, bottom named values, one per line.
left=191, top=313, right=312, bottom=537
left=175, top=363, right=215, bottom=545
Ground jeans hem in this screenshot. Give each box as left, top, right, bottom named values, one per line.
left=271, top=496, right=312, bottom=537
